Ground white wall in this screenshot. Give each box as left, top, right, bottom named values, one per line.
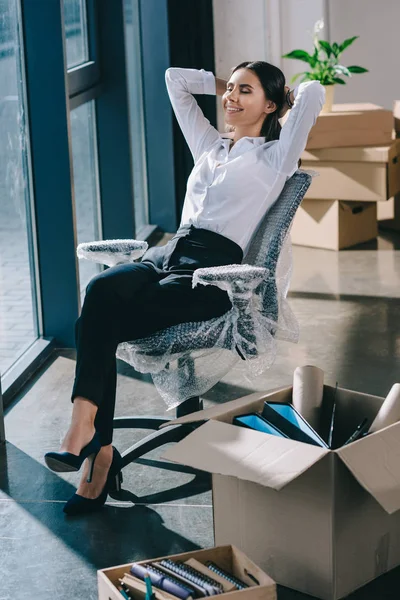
left=212, top=0, right=268, bottom=129
left=212, top=0, right=400, bottom=114
left=328, top=0, right=400, bottom=109
left=279, top=0, right=326, bottom=82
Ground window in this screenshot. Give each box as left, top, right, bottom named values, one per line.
left=63, top=0, right=89, bottom=69
left=124, top=0, right=149, bottom=234
left=70, top=100, right=102, bottom=299
left=0, top=0, right=39, bottom=376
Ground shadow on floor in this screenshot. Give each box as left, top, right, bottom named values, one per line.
left=0, top=441, right=203, bottom=565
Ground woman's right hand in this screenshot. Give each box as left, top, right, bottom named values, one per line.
left=278, top=85, right=291, bottom=119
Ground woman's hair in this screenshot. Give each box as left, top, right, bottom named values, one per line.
left=228, top=60, right=301, bottom=167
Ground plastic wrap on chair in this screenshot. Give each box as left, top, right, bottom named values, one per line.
left=77, top=239, right=148, bottom=267
left=115, top=263, right=279, bottom=408
left=87, top=170, right=311, bottom=409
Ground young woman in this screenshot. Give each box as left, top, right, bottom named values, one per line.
left=44, top=60, right=325, bottom=515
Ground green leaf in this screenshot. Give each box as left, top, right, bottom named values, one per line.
left=339, top=36, right=359, bottom=53
left=281, top=49, right=314, bottom=65
left=347, top=65, right=369, bottom=73
left=332, top=77, right=346, bottom=84
left=318, top=40, right=332, bottom=57
left=332, top=42, right=340, bottom=57
left=291, top=71, right=314, bottom=83
left=290, top=71, right=308, bottom=84
left=310, top=46, right=320, bottom=68
left=334, top=65, right=351, bottom=77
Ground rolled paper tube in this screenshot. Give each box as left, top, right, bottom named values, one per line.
left=292, top=365, right=325, bottom=430
left=369, top=383, right=400, bottom=433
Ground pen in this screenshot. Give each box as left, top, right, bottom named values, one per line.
left=344, top=417, right=369, bottom=445
left=118, top=579, right=133, bottom=599
left=144, top=569, right=156, bottom=600
left=117, top=586, right=131, bottom=599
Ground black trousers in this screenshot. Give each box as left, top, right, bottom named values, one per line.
left=71, top=225, right=243, bottom=445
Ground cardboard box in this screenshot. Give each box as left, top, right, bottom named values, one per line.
left=163, top=386, right=400, bottom=600
left=377, top=102, right=400, bottom=229
left=98, top=545, right=276, bottom=600
left=377, top=194, right=400, bottom=230
left=301, top=140, right=400, bottom=202
left=306, top=102, right=393, bottom=150
left=291, top=198, right=377, bottom=250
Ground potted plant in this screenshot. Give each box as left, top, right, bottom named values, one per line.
left=282, top=19, right=368, bottom=113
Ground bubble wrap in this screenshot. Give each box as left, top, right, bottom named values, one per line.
left=77, top=239, right=148, bottom=267
left=77, top=170, right=312, bottom=409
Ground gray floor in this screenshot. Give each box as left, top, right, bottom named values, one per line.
left=2, top=230, right=400, bottom=599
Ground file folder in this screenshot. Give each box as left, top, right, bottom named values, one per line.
left=233, top=413, right=289, bottom=438
left=262, top=402, right=329, bottom=448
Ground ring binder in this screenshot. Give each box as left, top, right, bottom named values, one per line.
left=205, top=562, right=249, bottom=590
left=130, top=562, right=195, bottom=600
left=157, top=559, right=223, bottom=596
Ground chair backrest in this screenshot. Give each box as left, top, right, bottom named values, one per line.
left=243, top=170, right=312, bottom=323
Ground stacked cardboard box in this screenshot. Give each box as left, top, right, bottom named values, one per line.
left=377, top=100, right=400, bottom=230
left=291, top=103, right=400, bottom=250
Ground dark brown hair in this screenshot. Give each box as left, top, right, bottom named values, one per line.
left=228, top=60, right=301, bottom=168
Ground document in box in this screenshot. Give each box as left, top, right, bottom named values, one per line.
left=262, top=402, right=329, bottom=448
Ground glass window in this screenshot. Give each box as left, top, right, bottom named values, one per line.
left=70, top=101, right=102, bottom=302
left=63, top=0, right=89, bottom=69
left=0, top=0, right=39, bottom=375
left=124, top=0, right=149, bottom=234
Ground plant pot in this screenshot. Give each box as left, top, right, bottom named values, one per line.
left=321, top=84, right=335, bottom=113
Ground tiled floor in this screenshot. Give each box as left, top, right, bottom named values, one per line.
left=2, top=231, right=400, bottom=599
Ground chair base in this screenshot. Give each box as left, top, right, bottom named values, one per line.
left=112, top=396, right=204, bottom=468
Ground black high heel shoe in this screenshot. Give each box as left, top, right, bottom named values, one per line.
left=44, top=432, right=101, bottom=483
left=63, top=446, right=123, bottom=516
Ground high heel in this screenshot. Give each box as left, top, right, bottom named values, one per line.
left=44, top=432, right=101, bottom=481
left=63, top=446, right=123, bottom=516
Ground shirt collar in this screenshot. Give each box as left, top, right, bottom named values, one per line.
left=220, top=135, right=265, bottom=147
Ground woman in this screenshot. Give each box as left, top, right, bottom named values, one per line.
left=44, top=61, right=325, bottom=515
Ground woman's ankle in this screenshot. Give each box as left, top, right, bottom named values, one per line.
left=71, top=396, right=98, bottom=428
left=60, top=422, right=96, bottom=454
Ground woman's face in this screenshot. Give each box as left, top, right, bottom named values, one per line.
left=222, top=68, right=276, bottom=131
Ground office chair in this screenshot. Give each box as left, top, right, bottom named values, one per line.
left=77, top=170, right=312, bottom=475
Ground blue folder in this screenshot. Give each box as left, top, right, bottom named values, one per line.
left=233, top=413, right=288, bottom=438
left=262, top=402, right=329, bottom=448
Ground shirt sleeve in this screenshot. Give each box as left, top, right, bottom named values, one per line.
left=165, top=67, right=221, bottom=163
left=269, top=80, right=326, bottom=177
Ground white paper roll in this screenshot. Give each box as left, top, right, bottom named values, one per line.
left=369, top=383, right=400, bottom=433
left=292, top=365, right=325, bottom=430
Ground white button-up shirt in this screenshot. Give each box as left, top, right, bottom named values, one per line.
left=165, top=67, right=325, bottom=255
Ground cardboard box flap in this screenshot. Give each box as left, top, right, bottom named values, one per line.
left=163, top=419, right=328, bottom=491
left=336, top=420, right=400, bottom=514
left=159, top=386, right=291, bottom=429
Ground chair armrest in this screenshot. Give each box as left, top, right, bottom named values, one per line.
left=77, top=239, right=148, bottom=267
left=192, top=264, right=269, bottom=306
left=193, top=264, right=272, bottom=363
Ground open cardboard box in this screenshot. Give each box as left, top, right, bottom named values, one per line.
left=162, top=386, right=400, bottom=600
left=98, top=545, right=276, bottom=600
left=301, top=139, right=400, bottom=202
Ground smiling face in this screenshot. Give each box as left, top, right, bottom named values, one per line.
left=222, top=68, right=277, bottom=134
